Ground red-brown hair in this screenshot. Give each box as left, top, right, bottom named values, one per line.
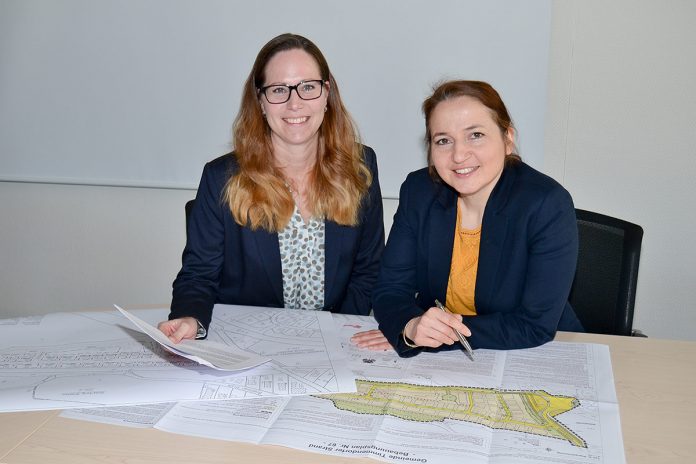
left=225, top=33, right=370, bottom=231
left=422, top=80, right=521, bottom=180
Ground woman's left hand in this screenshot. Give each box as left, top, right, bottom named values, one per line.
left=350, top=329, right=394, bottom=351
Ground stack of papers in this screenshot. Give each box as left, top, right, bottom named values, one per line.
left=0, top=306, right=626, bottom=464
left=115, top=305, right=270, bottom=371
left=0, top=305, right=356, bottom=412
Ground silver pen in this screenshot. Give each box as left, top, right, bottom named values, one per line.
left=435, top=299, right=474, bottom=359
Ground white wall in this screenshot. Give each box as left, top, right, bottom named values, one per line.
left=0, top=181, right=398, bottom=318
left=0, top=0, right=550, bottom=198
left=2, top=0, right=695, bottom=341
left=0, top=182, right=190, bottom=316
left=545, top=0, right=696, bottom=340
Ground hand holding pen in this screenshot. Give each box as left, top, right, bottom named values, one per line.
left=402, top=300, right=473, bottom=358
left=435, top=300, right=474, bottom=359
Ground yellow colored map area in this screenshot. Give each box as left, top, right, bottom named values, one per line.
left=316, top=379, right=585, bottom=448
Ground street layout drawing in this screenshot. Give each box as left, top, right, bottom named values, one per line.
left=62, top=313, right=625, bottom=464
left=0, top=305, right=356, bottom=412
left=318, top=379, right=585, bottom=448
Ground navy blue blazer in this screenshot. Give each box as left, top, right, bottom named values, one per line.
left=170, top=146, right=385, bottom=329
left=373, top=161, right=583, bottom=356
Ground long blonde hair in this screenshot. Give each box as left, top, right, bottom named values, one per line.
left=224, top=33, right=371, bottom=232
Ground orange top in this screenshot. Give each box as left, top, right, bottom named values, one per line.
left=445, top=206, right=480, bottom=316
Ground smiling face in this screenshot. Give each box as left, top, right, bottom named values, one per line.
left=260, top=49, right=329, bottom=156
left=429, top=95, right=514, bottom=204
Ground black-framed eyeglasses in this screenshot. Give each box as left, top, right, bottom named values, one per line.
left=258, top=79, right=326, bottom=104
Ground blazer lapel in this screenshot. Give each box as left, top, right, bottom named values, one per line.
left=251, top=229, right=284, bottom=304
left=476, top=212, right=508, bottom=313
left=324, top=220, right=343, bottom=304
left=428, top=186, right=458, bottom=301
left=475, top=166, right=515, bottom=313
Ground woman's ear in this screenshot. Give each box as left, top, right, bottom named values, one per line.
left=504, top=127, right=515, bottom=155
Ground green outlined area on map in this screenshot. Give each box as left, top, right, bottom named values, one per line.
left=316, top=379, right=585, bottom=448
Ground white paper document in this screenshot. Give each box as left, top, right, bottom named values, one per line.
left=115, top=305, right=270, bottom=371
left=0, top=305, right=356, bottom=412
left=63, top=315, right=625, bottom=464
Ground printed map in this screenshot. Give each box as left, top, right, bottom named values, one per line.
left=318, top=379, right=585, bottom=447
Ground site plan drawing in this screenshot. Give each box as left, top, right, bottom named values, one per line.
left=319, top=379, right=586, bottom=448
left=62, top=314, right=625, bottom=464
left=0, top=305, right=356, bottom=412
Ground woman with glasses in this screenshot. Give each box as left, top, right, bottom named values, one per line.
left=159, top=33, right=385, bottom=343
left=352, top=80, right=583, bottom=356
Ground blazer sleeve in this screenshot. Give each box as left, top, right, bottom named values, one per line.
left=335, top=146, right=386, bottom=315
left=372, top=173, right=429, bottom=356
left=464, top=185, right=579, bottom=350
left=169, top=160, right=227, bottom=329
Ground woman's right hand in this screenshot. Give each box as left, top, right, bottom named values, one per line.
left=157, top=317, right=199, bottom=343
left=403, top=307, right=471, bottom=348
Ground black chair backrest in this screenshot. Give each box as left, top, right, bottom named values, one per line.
left=184, top=199, right=195, bottom=238
left=568, top=209, right=643, bottom=336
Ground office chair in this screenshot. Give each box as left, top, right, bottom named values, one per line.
left=568, top=209, right=644, bottom=336
left=184, top=199, right=195, bottom=238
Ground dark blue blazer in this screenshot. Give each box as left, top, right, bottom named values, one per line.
left=373, top=161, right=583, bottom=356
left=170, top=146, right=385, bottom=329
